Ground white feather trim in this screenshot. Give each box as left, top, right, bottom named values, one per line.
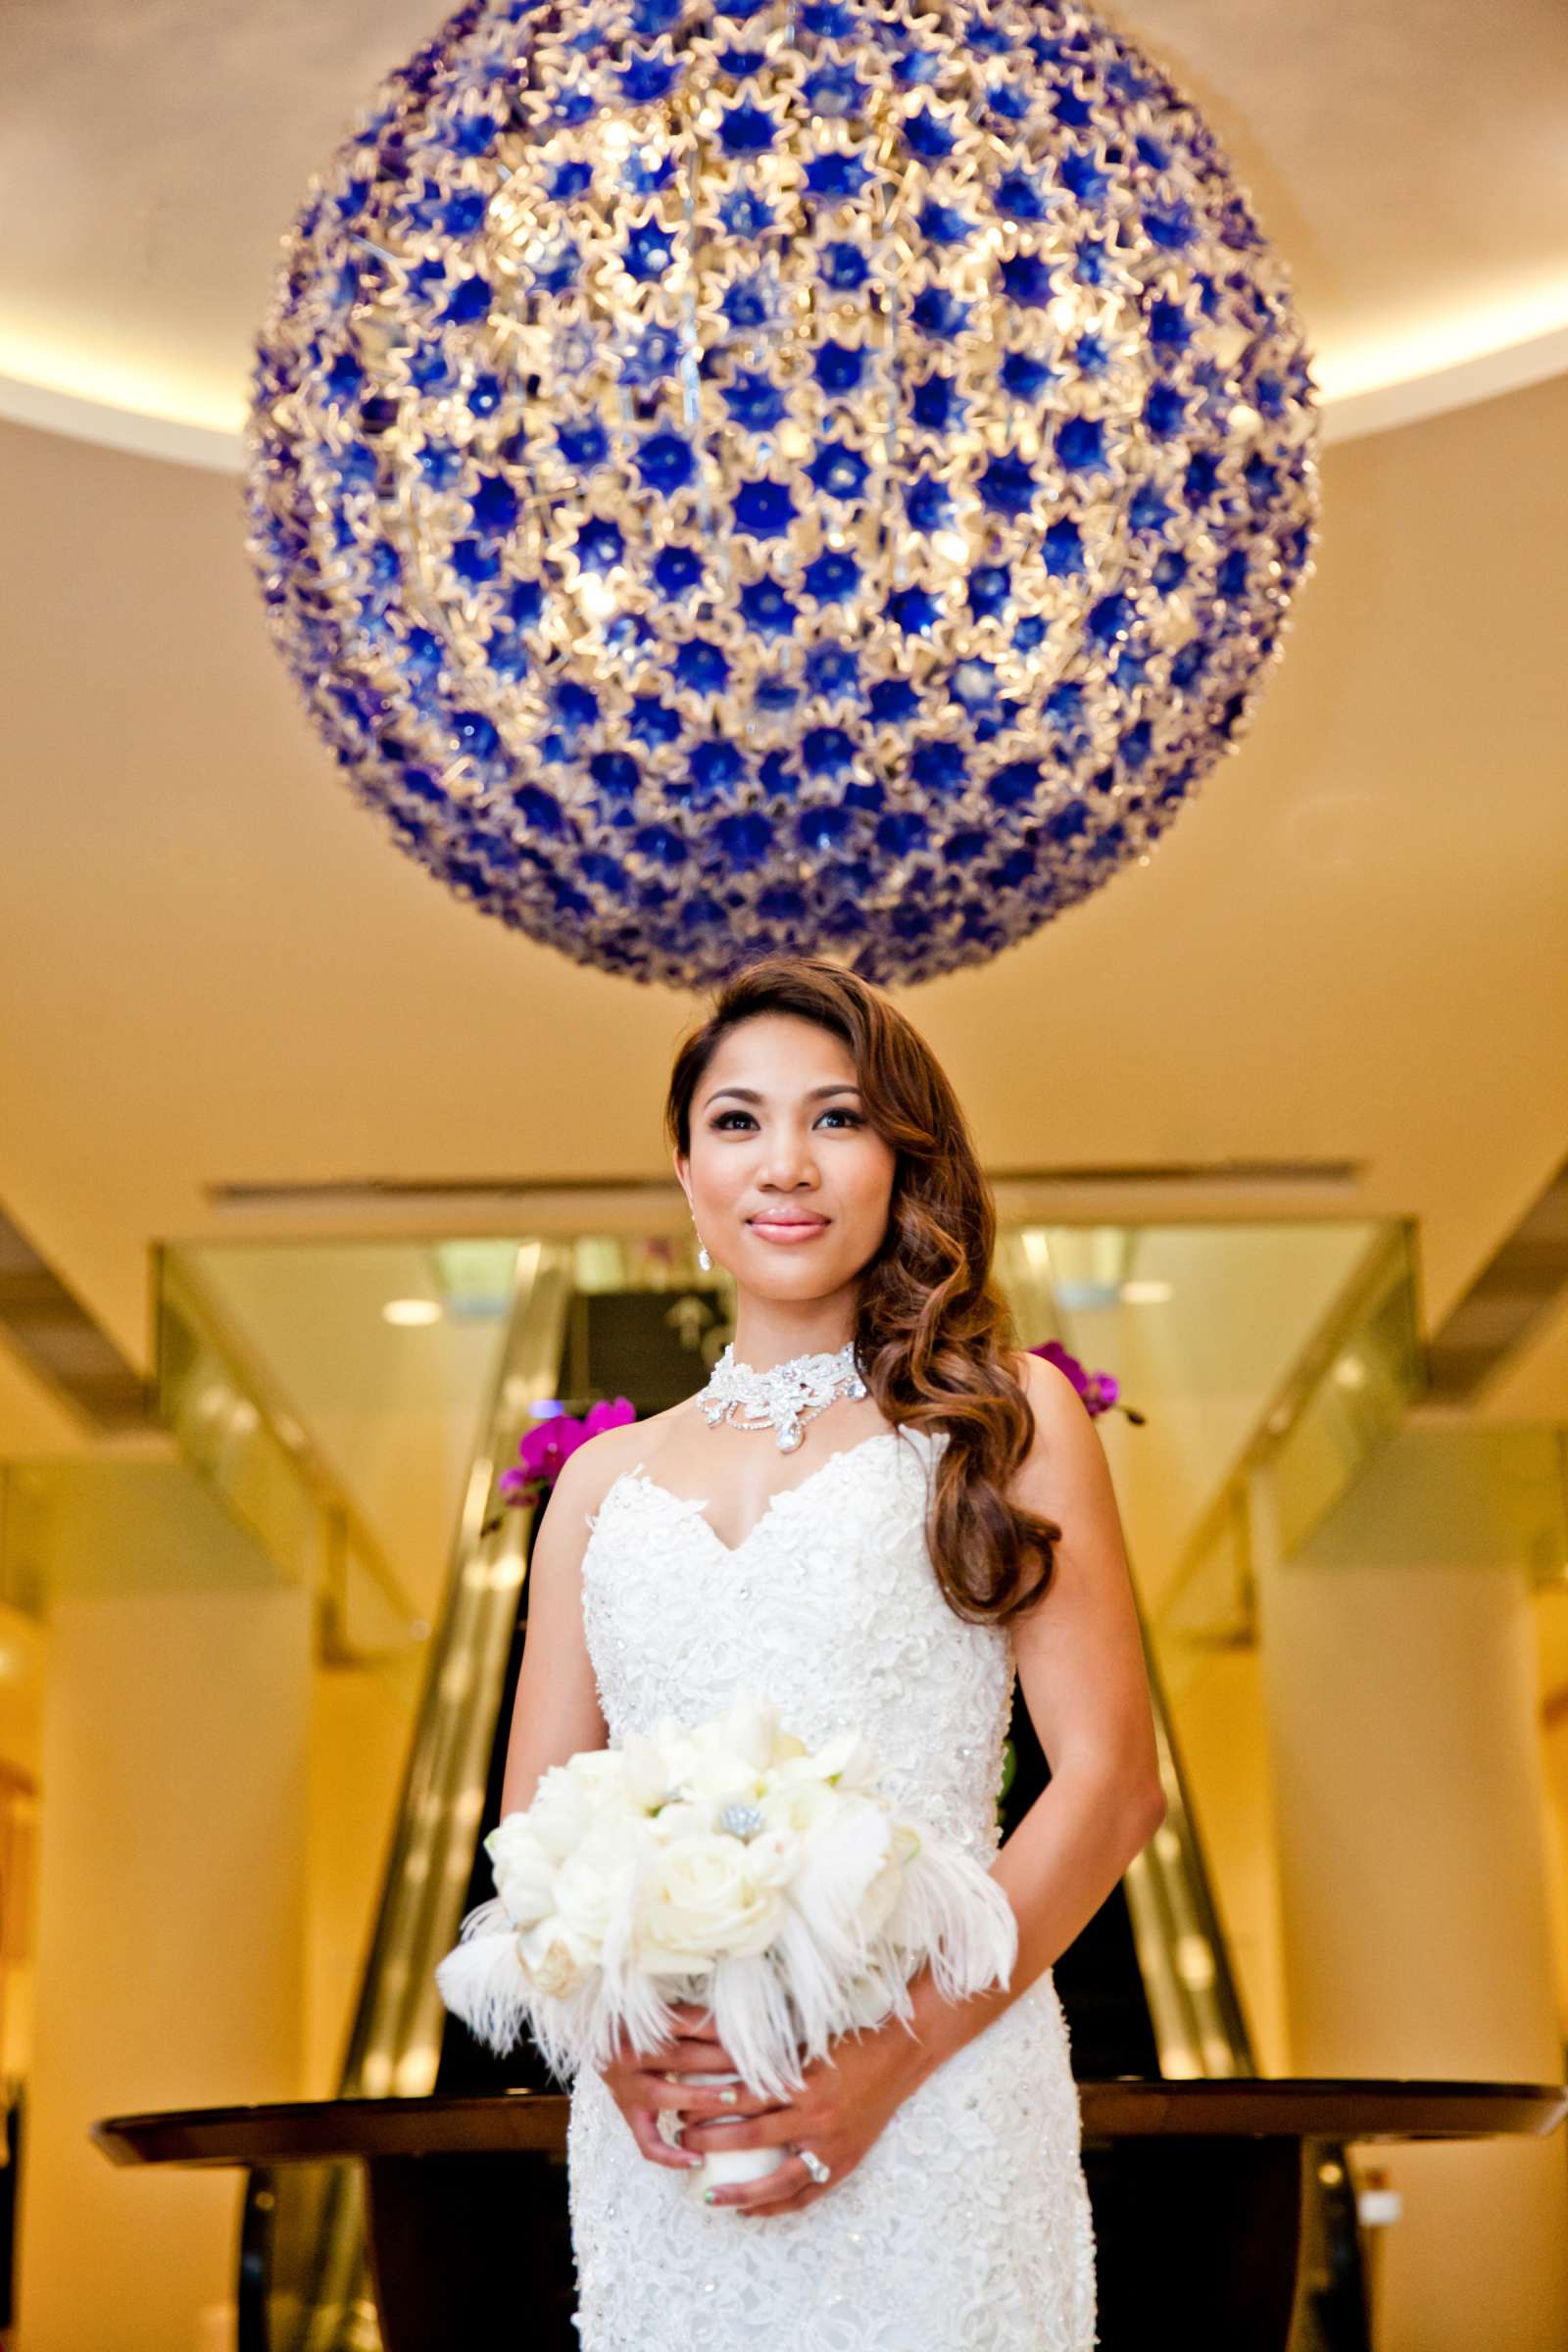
left=433, top=1823, right=1018, bottom=2103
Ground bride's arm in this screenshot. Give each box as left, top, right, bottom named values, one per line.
left=901, top=1349, right=1166, bottom=2079
left=495, top=1434, right=621, bottom=1817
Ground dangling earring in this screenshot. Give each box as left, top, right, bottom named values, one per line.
left=692, top=1212, right=711, bottom=1272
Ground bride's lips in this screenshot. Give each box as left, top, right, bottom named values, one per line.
left=748, top=1215, right=830, bottom=1244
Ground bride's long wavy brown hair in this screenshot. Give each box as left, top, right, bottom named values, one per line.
left=664, top=954, right=1060, bottom=1630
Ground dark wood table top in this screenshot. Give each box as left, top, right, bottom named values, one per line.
left=92, top=2079, right=1567, bottom=2169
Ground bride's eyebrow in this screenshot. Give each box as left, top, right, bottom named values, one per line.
left=703, top=1083, right=864, bottom=1107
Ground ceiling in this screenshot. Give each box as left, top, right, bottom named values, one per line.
left=0, top=1, right=1565, bottom=1458
left=2, top=0, right=1565, bottom=461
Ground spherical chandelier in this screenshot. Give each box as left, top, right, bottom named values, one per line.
left=247, top=0, right=1320, bottom=988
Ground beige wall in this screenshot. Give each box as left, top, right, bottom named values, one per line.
left=2, top=1446, right=430, bottom=2344
left=1257, top=1429, right=1568, bottom=2352
left=15, top=1471, right=313, bottom=2352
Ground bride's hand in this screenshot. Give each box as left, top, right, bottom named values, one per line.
left=598, top=2000, right=768, bottom=2176
left=676, top=2004, right=930, bottom=2218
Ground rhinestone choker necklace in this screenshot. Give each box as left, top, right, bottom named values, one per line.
left=697, top=1339, right=867, bottom=1452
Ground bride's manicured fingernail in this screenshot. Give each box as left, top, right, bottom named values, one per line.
left=720, top=2087, right=738, bottom=2105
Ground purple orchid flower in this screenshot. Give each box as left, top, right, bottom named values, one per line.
left=1027, top=1342, right=1144, bottom=1425
left=498, top=1395, right=638, bottom=1504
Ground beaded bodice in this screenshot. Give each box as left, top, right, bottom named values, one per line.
left=580, top=1425, right=1015, bottom=1864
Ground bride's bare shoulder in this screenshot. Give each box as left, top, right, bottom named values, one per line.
left=548, top=1397, right=688, bottom=1515
left=1006, top=1346, right=1083, bottom=1416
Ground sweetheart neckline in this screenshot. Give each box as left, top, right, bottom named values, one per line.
left=601, top=1425, right=928, bottom=1561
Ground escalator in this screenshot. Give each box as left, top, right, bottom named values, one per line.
left=237, top=1250, right=1367, bottom=2350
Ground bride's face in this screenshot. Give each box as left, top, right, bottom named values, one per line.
left=676, top=1013, right=897, bottom=1295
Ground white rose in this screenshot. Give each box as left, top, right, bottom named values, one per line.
left=493, top=1854, right=555, bottom=1931
left=486, top=1816, right=556, bottom=1928
left=518, top=1917, right=594, bottom=1998
left=550, top=1842, right=626, bottom=1964
left=635, top=1833, right=789, bottom=1971
left=527, top=1771, right=600, bottom=1858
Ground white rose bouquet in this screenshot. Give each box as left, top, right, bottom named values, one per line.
left=435, top=1690, right=1017, bottom=2185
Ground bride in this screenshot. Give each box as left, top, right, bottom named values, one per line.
left=481, top=951, right=1164, bottom=2349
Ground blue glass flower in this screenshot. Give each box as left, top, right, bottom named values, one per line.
left=1000, top=252, right=1054, bottom=308
left=976, top=453, right=1037, bottom=516
left=637, top=431, right=697, bottom=494
left=575, top=516, right=625, bottom=571
left=671, top=638, right=730, bottom=694
left=818, top=241, right=871, bottom=293
left=804, top=551, right=860, bottom=603
left=910, top=285, right=971, bottom=338
left=906, top=474, right=956, bottom=532
left=967, top=565, right=1012, bottom=620
left=719, top=102, right=776, bottom=154
left=558, top=417, right=610, bottom=470
left=653, top=546, right=704, bottom=599
left=620, top=52, right=682, bottom=103
left=722, top=272, right=777, bottom=332
left=688, top=738, right=748, bottom=795
left=722, top=370, right=788, bottom=429
left=732, top=477, right=797, bottom=537
left=803, top=65, right=865, bottom=116
left=903, top=106, right=956, bottom=161
left=808, top=441, right=870, bottom=501
left=804, top=644, right=859, bottom=699
left=623, top=217, right=677, bottom=279
left=719, top=187, right=774, bottom=237
left=814, top=341, right=867, bottom=394
left=868, top=678, right=919, bottom=726
left=918, top=201, right=972, bottom=246
left=909, top=372, right=966, bottom=434
left=805, top=153, right=870, bottom=202
left=995, top=172, right=1050, bottom=220
left=802, top=726, right=857, bottom=779
left=888, top=586, right=942, bottom=636
left=738, top=578, right=798, bottom=637
left=1000, top=349, right=1055, bottom=402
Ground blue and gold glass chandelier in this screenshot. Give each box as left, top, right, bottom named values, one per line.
left=247, top=0, right=1320, bottom=987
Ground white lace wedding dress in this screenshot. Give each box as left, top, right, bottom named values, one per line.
left=567, top=1424, right=1097, bottom=2350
